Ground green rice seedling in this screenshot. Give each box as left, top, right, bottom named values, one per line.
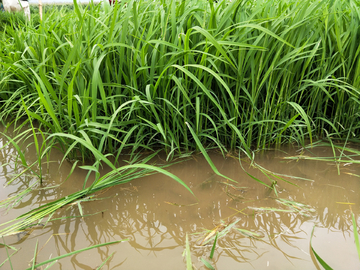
left=0, top=238, right=18, bottom=269
left=352, top=211, right=360, bottom=262
left=248, top=206, right=295, bottom=214
left=0, top=129, right=45, bottom=184
left=185, top=233, right=193, bottom=270
left=247, top=198, right=315, bottom=217
left=310, top=226, right=333, bottom=270
left=310, top=207, right=360, bottom=269
left=1, top=0, right=359, bottom=160
left=0, top=10, right=28, bottom=32
left=94, top=252, right=116, bottom=270
left=22, top=98, right=53, bottom=184
left=235, top=228, right=262, bottom=239
left=209, top=232, right=218, bottom=259
left=30, top=239, right=38, bottom=270
left=199, top=218, right=240, bottom=246
left=25, top=240, right=126, bottom=270
left=186, top=122, right=236, bottom=182
left=284, top=139, right=360, bottom=166
left=237, top=150, right=302, bottom=195
left=200, top=257, right=215, bottom=270
left=0, top=143, right=194, bottom=238
left=276, top=198, right=316, bottom=217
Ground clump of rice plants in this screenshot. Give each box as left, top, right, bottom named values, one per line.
left=0, top=0, right=359, bottom=161
left=0, top=10, right=27, bottom=31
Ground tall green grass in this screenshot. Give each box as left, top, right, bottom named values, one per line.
left=1, top=0, right=359, bottom=162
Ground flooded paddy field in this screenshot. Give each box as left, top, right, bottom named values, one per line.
left=2, top=0, right=360, bottom=269
left=1, top=130, right=360, bottom=270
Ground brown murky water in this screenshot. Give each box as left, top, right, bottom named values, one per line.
left=1, top=128, right=360, bottom=269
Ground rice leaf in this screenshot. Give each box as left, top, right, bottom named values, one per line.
left=310, top=227, right=333, bottom=270
left=24, top=240, right=126, bottom=270
left=200, top=257, right=215, bottom=270
left=351, top=212, right=360, bottom=261
left=209, top=232, right=218, bottom=259
left=185, top=234, right=193, bottom=270
left=186, top=122, right=236, bottom=183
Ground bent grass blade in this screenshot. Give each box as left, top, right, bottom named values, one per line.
left=24, top=240, right=127, bottom=270
left=0, top=156, right=194, bottom=238
left=186, top=122, right=236, bottom=183
left=276, top=198, right=316, bottom=216
left=0, top=237, right=18, bottom=269
left=351, top=210, right=360, bottom=262
left=310, top=227, right=333, bottom=270
left=209, top=232, right=218, bottom=259
left=185, top=233, right=193, bottom=270
left=200, top=219, right=240, bottom=246
left=248, top=206, right=294, bottom=213
left=31, top=240, right=38, bottom=270
left=95, top=252, right=115, bottom=270
left=235, top=228, right=262, bottom=239
left=200, top=257, right=215, bottom=270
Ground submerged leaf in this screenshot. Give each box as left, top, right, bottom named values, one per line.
left=209, top=232, right=218, bottom=259
left=24, top=240, right=126, bottom=270
left=310, top=227, right=333, bottom=270
left=200, top=257, right=215, bottom=270
left=185, top=234, right=193, bottom=270
left=351, top=212, right=360, bottom=262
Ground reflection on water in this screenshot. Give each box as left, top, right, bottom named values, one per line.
left=1, top=129, right=360, bottom=269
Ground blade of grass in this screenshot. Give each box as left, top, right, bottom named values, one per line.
left=200, top=257, right=215, bottom=270
left=185, top=233, right=192, bottom=270
left=186, top=122, right=236, bottom=183
left=25, top=240, right=127, bottom=270
left=209, top=232, right=218, bottom=259
left=351, top=212, right=360, bottom=261
left=310, top=226, right=333, bottom=270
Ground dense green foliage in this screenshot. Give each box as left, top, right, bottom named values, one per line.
left=1, top=1, right=360, bottom=264
left=0, top=10, right=27, bottom=31
left=1, top=0, right=360, bottom=161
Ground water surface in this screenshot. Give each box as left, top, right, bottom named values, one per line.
left=0, top=128, right=359, bottom=269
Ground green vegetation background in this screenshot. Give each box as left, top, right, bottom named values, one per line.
left=1, top=0, right=359, bottom=161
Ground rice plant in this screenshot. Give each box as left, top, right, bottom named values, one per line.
left=1, top=237, right=126, bottom=270
left=310, top=209, right=360, bottom=270
left=0, top=0, right=359, bottom=161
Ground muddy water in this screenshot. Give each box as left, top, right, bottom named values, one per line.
left=0, top=131, right=360, bottom=270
